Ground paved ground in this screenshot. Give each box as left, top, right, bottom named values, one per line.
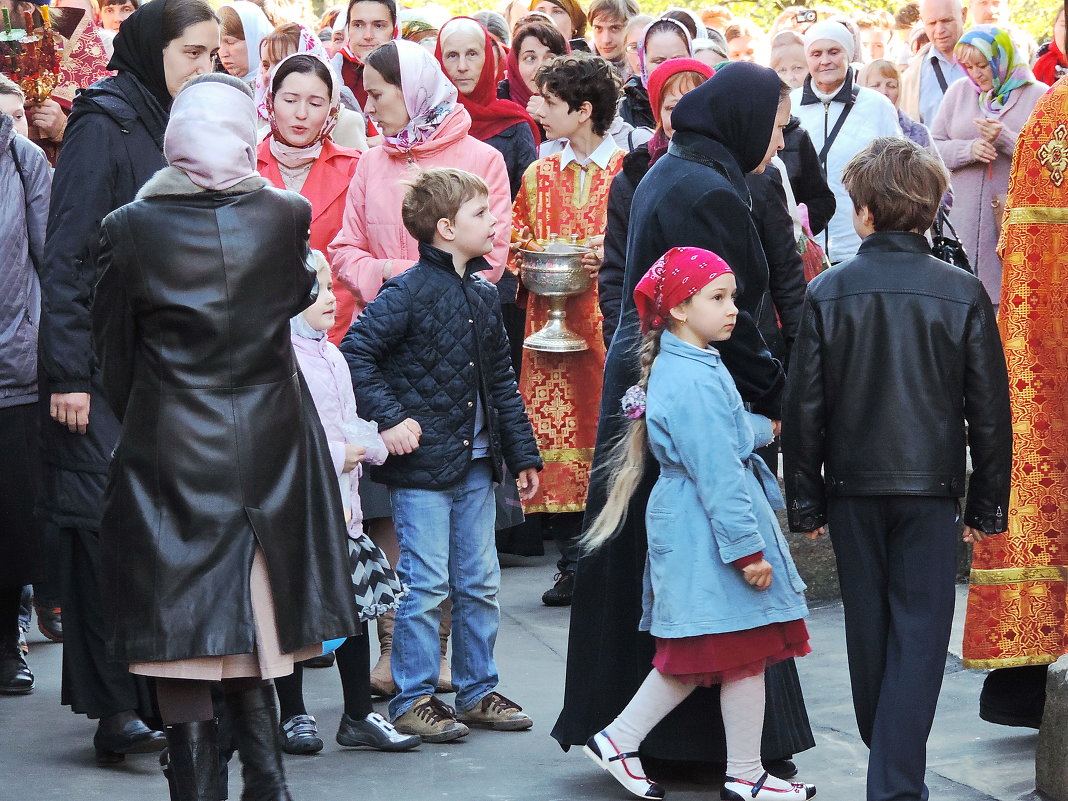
left=1, top=552, right=1047, bottom=801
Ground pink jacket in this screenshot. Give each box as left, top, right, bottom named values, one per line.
left=291, top=325, right=388, bottom=532
left=328, top=106, right=510, bottom=316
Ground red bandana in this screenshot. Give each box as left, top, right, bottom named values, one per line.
left=633, top=247, right=733, bottom=333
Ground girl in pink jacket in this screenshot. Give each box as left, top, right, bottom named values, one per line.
left=273, top=253, right=418, bottom=757
left=328, top=38, right=511, bottom=316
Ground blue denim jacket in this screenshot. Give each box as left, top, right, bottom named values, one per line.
left=639, top=331, right=808, bottom=637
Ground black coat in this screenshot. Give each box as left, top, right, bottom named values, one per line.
left=37, top=73, right=168, bottom=531
left=550, top=129, right=813, bottom=761
left=599, top=143, right=649, bottom=345
left=485, top=121, right=538, bottom=201
left=782, top=232, right=1012, bottom=534
left=92, top=171, right=360, bottom=663
left=619, top=75, right=655, bottom=130
left=342, top=243, right=542, bottom=490
left=744, top=164, right=807, bottom=365
left=779, top=116, right=836, bottom=236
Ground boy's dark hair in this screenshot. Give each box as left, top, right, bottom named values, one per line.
left=535, top=52, right=621, bottom=138
left=402, top=168, right=490, bottom=245
left=588, top=0, right=638, bottom=25
left=345, top=0, right=397, bottom=26
left=100, top=0, right=140, bottom=8
left=842, top=137, right=948, bottom=234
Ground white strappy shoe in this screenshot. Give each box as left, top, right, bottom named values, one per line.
left=583, top=729, right=665, bottom=799
left=721, top=771, right=817, bottom=800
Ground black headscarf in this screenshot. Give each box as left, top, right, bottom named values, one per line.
left=671, top=61, right=782, bottom=174
left=108, top=0, right=172, bottom=110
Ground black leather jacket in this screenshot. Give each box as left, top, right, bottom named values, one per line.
left=782, top=232, right=1012, bottom=534
left=342, top=243, right=542, bottom=490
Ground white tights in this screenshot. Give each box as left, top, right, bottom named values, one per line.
left=604, top=668, right=793, bottom=791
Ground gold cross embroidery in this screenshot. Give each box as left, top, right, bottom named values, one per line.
left=1038, top=124, right=1068, bottom=187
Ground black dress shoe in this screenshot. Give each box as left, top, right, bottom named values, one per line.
left=94, top=712, right=168, bottom=764
left=766, top=759, right=798, bottom=780
left=0, top=638, right=34, bottom=695
left=541, top=571, right=575, bottom=606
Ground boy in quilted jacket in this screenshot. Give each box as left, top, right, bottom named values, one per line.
left=341, top=167, right=543, bottom=743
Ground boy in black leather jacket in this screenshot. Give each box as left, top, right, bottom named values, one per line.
left=781, top=137, right=1011, bottom=801
left=342, top=168, right=542, bottom=743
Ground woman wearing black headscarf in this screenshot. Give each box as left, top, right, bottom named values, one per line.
left=37, top=0, right=219, bottom=766
left=552, top=62, right=815, bottom=779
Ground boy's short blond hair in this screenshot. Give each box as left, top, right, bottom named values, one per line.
left=0, top=74, right=25, bottom=103
left=402, top=168, right=490, bottom=245
left=842, top=137, right=948, bottom=233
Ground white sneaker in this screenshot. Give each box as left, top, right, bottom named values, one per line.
left=721, top=772, right=816, bottom=800
left=583, top=729, right=665, bottom=799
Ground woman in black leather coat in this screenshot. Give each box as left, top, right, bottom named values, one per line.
left=93, top=73, right=360, bottom=801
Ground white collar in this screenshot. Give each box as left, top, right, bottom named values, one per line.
left=559, top=135, right=619, bottom=171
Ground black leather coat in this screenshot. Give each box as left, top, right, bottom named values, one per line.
left=342, top=243, right=542, bottom=490
left=92, top=172, right=360, bottom=663
left=782, top=232, right=1012, bottom=534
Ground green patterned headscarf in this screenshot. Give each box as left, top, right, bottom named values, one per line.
left=955, top=25, right=1034, bottom=115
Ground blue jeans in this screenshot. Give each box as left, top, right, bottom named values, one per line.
left=388, top=460, right=500, bottom=720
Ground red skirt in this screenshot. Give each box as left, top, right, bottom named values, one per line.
left=653, top=620, right=811, bottom=687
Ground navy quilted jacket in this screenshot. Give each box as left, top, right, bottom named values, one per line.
left=341, top=243, right=542, bottom=490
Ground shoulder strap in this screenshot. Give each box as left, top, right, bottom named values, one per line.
left=931, top=56, right=949, bottom=93
left=818, top=85, right=860, bottom=168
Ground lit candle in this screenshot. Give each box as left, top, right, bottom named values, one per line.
left=2, top=8, right=11, bottom=36
left=40, top=5, right=50, bottom=27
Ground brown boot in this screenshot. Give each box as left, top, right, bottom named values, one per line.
left=369, top=609, right=397, bottom=698
left=436, top=598, right=457, bottom=693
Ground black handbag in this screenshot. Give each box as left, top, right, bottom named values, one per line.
left=931, top=208, right=973, bottom=273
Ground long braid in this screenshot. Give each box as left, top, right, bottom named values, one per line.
left=582, top=328, right=663, bottom=551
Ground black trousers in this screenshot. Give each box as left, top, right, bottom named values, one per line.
left=59, top=525, right=154, bottom=720
left=827, top=495, right=958, bottom=801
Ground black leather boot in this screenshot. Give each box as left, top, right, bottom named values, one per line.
left=225, top=684, right=292, bottom=801
left=161, top=719, right=221, bottom=801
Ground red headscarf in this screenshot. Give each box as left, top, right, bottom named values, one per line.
left=634, top=247, right=734, bottom=333
left=435, top=16, right=540, bottom=144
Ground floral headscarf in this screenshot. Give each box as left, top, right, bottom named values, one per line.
left=264, top=52, right=342, bottom=168
left=955, top=25, right=1034, bottom=116
left=638, top=17, right=693, bottom=88
left=385, top=38, right=458, bottom=151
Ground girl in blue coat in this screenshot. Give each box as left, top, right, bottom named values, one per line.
left=581, top=247, right=816, bottom=801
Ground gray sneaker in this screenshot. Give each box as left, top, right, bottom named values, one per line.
left=336, top=712, right=421, bottom=751
left=393, top=695, right=470, bottom=743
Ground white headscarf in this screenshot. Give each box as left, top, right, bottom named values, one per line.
left=384, top=38, right=458, bottom=151
left=222, top=0, right=274, bottom=83
left=164, top=78, right=260, bottom=191
left=803, top=20, right=855, bottom=63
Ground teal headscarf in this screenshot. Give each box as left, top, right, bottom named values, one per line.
left=955, top=25, right=1034, bottom=116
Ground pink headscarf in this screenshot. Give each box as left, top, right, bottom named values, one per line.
left=255, top=23, right=329, bottom=120
left=164, top=78, right=260, bottom=192
left=384, top=39, right=458, bottom=151
left=265, top=52, right=343, bottom=169
left=633, top=247, right=734, bottom=333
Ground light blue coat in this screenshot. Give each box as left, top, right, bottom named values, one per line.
left=639, top=331, right=808, bottom=637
